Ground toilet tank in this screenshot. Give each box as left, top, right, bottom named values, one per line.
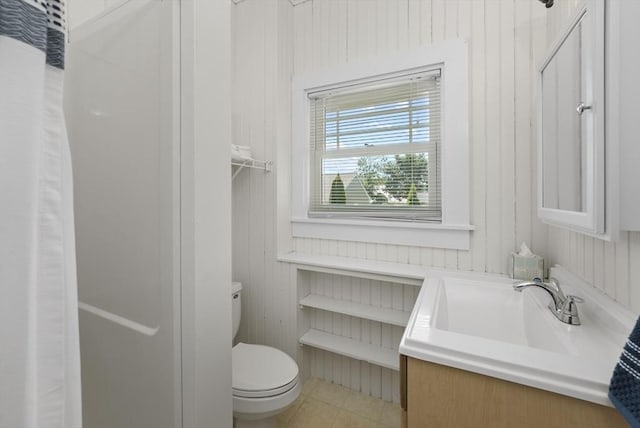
left=232, top=282, right=242, bottom=340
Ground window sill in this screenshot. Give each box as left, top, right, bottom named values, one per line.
left=291, top=217, right=474, bottom=250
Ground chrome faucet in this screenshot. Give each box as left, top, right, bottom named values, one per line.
left=513, top=278, right=583, bottom=325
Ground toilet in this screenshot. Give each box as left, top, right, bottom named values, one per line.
left=231, top=282, right=301, bottom=428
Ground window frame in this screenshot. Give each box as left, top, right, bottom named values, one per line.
left=291, top=39, right=472, bottom=250
left=308, top=69, right=442, bottom=220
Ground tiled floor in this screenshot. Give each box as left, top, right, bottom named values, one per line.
left=276, top=377, right=401, bottom=428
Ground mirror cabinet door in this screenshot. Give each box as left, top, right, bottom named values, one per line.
left=541, top=18, right=583, bottom=213
left=538, top=0, right=604, bottom=235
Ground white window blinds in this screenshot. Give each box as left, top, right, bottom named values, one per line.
left=308, top=69, right=442, bottom=221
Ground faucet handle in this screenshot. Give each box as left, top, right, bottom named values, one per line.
left=566, top=295, right=584, bottom=304
left=559, top=295, right=583, bottom=325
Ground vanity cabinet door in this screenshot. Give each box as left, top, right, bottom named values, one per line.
left=404, top=357, right=626, bottom=428
left=538, top=0, right=605, bottom=235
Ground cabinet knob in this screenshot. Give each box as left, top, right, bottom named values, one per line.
left=576, top=102, right=592, bottom=115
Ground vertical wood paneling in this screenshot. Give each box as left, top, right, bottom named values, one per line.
left=584, top=237, right=594, bottom=285
left=430, top=248, right=443, bottom=268
left=514, top=0, right=532, bottom=256
left=263, top=1, right=279, bottom=349
left=444, top=0, right=457, bottom=40
left=615, top=233, right=630, bottom=305
left=249, top=1, right=267, bottom=345
left=485, top=0, right=502, bottom=274
left=397, top=0, right=409, bottom=50
left=419, top=0, right=433, bottom=46
left=336, top=0, right=350, bottom=63
left=232, top=0, right=640, bottom=408
left=456, top=0, right=473, bottom=273
left=232, top=2, right=253, bottom=344
left=293, top=1, right=313, bottom=74
left=500, top=0, right=516, bottom=274
left=431, top=0, right=445, bottom=41
left=576, top=233, right=584, bottom=276
left=604, top=241, right=616, bottom=298
left=529, top=0, right=548, bottom=257
left=469, top=0, right=486, bottom=273
left=407, top=0, right=420, bottom=50
left=593, top=240, right=605, bottom=293
left=375, top=0, right=390, bottom=53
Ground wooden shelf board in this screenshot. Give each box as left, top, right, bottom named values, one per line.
left=300, top=329, right=400, bottom=371
left=300, top=294, right=410, bottom=327
left=278, top=252, right=425, bottom=286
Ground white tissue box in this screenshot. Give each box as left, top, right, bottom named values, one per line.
left=510, top=253, right=544, bottom=280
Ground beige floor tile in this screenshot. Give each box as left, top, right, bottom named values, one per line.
left=301, top=377, right=322, bottom=396
left=309, top=381, right=351, bottom=407
left=342, top=390, right=385, bottom=422
left=379, top=401, right=401, bottom=427
left=280, top=378, right=396, bottom=428
left=287, top=397, right=339, bottom=428
left=332, top=409, right=378, bottom=428
left=276, top=396, right=305, bottom=426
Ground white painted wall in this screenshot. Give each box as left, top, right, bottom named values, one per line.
left=180, top=1, right=233, bottom=426
left=231, top=0, right=552, bottom=368
left=543, top=0, right=640, bottom=314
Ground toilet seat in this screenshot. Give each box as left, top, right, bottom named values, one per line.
left=233, top=377, right=298, bottom=398
left=232, top=343, right=299, bottom=399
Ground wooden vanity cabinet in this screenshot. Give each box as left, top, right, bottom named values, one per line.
left=400, top=355, right=627, bottom=428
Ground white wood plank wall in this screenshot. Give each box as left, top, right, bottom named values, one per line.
left=231, top=0, right=554, bottom=394
left=231, top=0, right=298, bottom=361
left=288, top=0, right=550, bottom=275
left=543, top=1, right=640, bottom=313
left=232, top=0, right=544, bottom=385
left=299, top=271, right=419, bottom=403
left=230, top=0, right=640, bottom=400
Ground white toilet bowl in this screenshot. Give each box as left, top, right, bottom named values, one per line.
left=232, top=343, right=300, bottom=428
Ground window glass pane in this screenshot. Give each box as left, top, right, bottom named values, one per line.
left=320, top=153, right=434, bottom=208
left=309, top=70, right=441, bottom=220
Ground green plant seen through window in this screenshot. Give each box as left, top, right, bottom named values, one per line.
left=329, top=173, right=346, bottom=204
left=355, top=153, right=428, bottom=205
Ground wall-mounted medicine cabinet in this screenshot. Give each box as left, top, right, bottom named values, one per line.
left=538, top=0, right=605, bottom=236
left=538, top=0, right=640, bottom=238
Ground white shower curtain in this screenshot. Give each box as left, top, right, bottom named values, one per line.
left=0, top=1, right=82, bottom=427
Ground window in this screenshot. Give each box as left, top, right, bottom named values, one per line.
left=309, top=70, right=441, bottom=221
left=291, top=40, right=471, bottom=249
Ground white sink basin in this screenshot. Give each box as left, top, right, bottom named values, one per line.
left=400, top=266, right=636, bottom=406
left=432, top=277, right=571, bottom=354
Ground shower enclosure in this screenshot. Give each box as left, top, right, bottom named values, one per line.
left=64, top=1, right=232, bottom=426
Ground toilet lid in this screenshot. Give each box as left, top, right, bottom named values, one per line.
left=232, top=343, right=299, bottom=397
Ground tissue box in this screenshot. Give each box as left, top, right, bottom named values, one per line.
left=510, top=253, right=544, bottom=280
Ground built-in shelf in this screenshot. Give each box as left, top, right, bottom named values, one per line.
left=231, top=157, right=272, bottom=180
left=288, top=253, right=418, bottom=386
left=300, top=294, right=410, bottom=327
left=300, top=329, right=400, bottom=371
left=279, top=252, right=425, bottom=286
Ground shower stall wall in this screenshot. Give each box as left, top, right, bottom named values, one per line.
left=64, top=1, right=233, bottom=426
left=65, top=1, right=181, bottom=426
